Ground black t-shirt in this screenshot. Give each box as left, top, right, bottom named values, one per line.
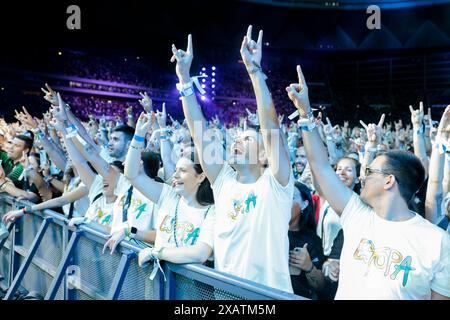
left=288, top=230, right=326, bottom=299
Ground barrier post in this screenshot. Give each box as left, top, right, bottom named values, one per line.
left=45, top=230, right=82, bottom=300
left=163, top=262, right=176, bottom=300
left=106, top=252, right=135, bottom=300
left=4, top=217, right=53, bottom=300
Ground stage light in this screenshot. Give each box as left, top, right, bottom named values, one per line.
left=201, top=84, right=206, bottom=88
left=136, top=56, right=140, bottom=60
left=201, top=96, right=206, bottom=101
left=212, top=66, right=216, bottom=71
left=202, top=79, right=206, bottom=83
left=202, top=67, right=206, bottom=71
left=212, top=79, right=215, bottom=83
left=212, top=72, right=216, bottom=76
left=58, top=51, right=62, bottom=56
left=233, top=102, right=236, bottom=106
left=212, top=84, right=215, bottom=88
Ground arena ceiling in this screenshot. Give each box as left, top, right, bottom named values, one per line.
left=240, top=0, right=450, bottom=10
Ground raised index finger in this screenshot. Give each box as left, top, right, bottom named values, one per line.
left=186, top=34, right=193, bottom=55
left=296, top=65, right=306, bottom=87
left=378, top=114, right=385, bottom=128
left=419, top=101, right=424, bottom=114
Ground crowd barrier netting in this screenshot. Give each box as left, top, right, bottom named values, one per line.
left=0, top=195, right=306, bottom=300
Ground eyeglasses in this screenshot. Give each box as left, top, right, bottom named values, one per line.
left=365, top=167, right=390, bottom=177
left=364, top=167, right=399, bottom=184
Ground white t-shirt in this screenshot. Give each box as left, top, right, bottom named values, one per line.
left=110, top=174, right=158, bottom=236
left=335, top=192, right=450, bottom=300
left=212, top=163, right=294, bottom=293
left=84, top=175, right=114, bottom=227
left=154, top=184, right=215, bottom=250
left=316, top=200, right=342, bottom=256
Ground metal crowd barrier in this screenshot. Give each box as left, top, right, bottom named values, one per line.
left=0, top=195, right=305, bottom=300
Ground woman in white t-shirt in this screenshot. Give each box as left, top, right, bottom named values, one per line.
left=125, top=112, right=215, bottom=266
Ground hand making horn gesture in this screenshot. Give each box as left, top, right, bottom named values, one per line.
left=359, top=114, right=385, bottom=145
left=171, top=34, right=193, bottom=85
left=155, top=103, right=167, bottom=129
left=286, top=65, right=311, bottom=116
left=41, top=83, right=59, bottom=106
left=138, top=92, right=153, bottom=113
left=240, top=25, right=263, bottom=72
left=409, top=101, right=424, bottom=129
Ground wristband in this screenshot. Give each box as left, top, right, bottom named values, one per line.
left=304, top=263, right=314, bottom=274
left=246, top=62, right=268, bottom=80
left=178, top=86, right=194, bottom=97
left=66, top=124, right=78, bottom=139
left=133, top=134, right=145, bottom=142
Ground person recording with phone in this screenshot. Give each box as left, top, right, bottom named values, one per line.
left=289, top=182, right=325, bottom=298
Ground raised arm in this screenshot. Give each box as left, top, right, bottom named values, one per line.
left=171, top=34, right=224, bottom=185
left=124, top=112, right=164, bottom=204
left=57, top=121, right=96, bottom=189
left=286, top=65, right=352, bottom=215
left=240, top=25, right=291, bottom=186
left=425, top=105, right=450, bottom=224
left=410, top=102, right=429, bottom=177
left=155, top=103, right=176, bottom=181
left=359, top=114, right=385, bottom=180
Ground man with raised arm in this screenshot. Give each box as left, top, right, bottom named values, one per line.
left=286, top=65, right=450, bottom=300
left=170, top=26, right=294, bottom=293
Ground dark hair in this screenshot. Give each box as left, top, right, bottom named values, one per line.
left=381, top=150, right=426, bottom=207
left=112, top=125, right=135, bottom=142
left=337, top=156, right=361, bottom=194
left=110, top=160, right=124, bottom=174
left=188, top=152, right=214, bottom=206
left=294, top=182, right=315, bottom=233
left=15, top=134, right=34, bottom=153
left=141, top=151, right=161, bottom=179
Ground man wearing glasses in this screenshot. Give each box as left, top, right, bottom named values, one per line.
left=286, top=64, right=450, bottom=300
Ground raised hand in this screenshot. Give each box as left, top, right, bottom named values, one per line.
left=394, top=119, right=403, bottom=131
left=436, top=105, right=450, bottom=141
left=138, top=92, right=153, bottom=113
left=155, top=103, right=167, bottom=129
left=50, top=93, right=69, bottom=123
left=409, top=102, right=424, bottom=128
left=170, top=34, right=193, bottom=84
left=359, top=114, right=385, bottom=145
left=245, top=108, right=259, bottom=126
left=286, top=65, right=311, bottom=116
left=135, top=112, right=153, bottom=137
left=41, top=83, right=58, bottom=106
left=240, top=25, right=263, bottom=71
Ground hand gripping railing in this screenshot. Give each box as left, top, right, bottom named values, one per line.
left=0, top=195, right=306, bottom=300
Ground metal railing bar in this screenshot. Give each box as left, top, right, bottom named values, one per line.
left=4, top=217, right=53, bottom=300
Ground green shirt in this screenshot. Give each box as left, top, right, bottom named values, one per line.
left=0, top=150, right=24, bottom=186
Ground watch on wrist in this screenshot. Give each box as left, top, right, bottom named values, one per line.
left=130, top=226, right=138, bottom=239
left=305, top=263, right=314, bottom=274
